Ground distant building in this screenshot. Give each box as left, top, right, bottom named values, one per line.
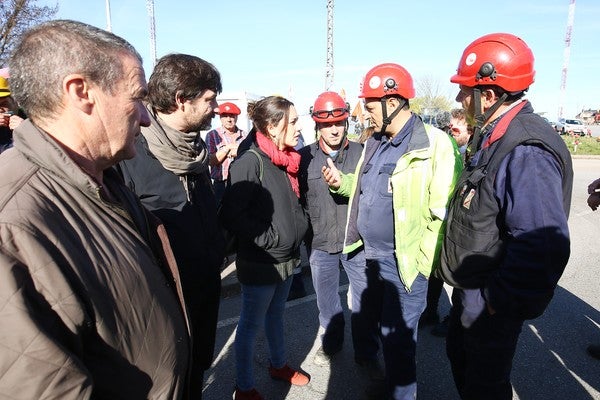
left=576, top=109, right=596, bottom=124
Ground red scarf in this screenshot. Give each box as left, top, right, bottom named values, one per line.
left=255, top=131, right=301, bottom=197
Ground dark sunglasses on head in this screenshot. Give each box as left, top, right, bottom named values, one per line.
left=312, top=108, right=348, bottom=119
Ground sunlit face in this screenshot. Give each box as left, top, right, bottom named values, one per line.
left=269, top=105, right=301, bottom=150
left=220, top=113, right=238, bottom=132
left=317, top=119, right=346, bottom=150
left=93, top=53, right=150, bottom=163
left=183, top=89, right=218, bottom=132
left=455, top=85, right=477, bottom=125
left=363, top=99, right=384, bottom=133
left=450, top=116, right=471, bottom=147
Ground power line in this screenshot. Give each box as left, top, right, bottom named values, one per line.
left=558, top=0, right=576, bottom=119
left=146, top=0, right=157, bottom=67
left=325, top=0, right=334, bottom=91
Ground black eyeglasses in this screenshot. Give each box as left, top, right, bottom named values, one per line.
left=312, top=108, right=348, bottom=119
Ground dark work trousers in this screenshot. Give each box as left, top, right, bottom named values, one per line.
left=356, top=257, right=428, bottom=400
left=212, top=179, right=226, bottom=207
left=425, top=274, right=445, bottom=316
left=446, top=289, right=524, bottom=400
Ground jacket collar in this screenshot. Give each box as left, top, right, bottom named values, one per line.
left=13, top=119, right=102, bottom=198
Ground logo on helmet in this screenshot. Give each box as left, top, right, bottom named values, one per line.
left=369, top=76, right=381, bottom=90
left=465, top=53, right=477, bottom=67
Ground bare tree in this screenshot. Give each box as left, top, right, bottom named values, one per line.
left=0, top=0, right=58, bottom=67
left=411, top=74, right=455, bottom=115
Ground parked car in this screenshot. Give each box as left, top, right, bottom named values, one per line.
left=540, top=116, right=557, bottom=131
left=556, top=118, right=586, bottom=136
left=421, top=114, right=437, bottom=125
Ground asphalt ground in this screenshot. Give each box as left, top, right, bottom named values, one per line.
left=208, top=156, right=600, bottom=400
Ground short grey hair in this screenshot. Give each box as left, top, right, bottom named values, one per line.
left=8, top=19, right=142, bottom=122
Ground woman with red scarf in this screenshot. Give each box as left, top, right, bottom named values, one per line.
left=219, top=96, right=310, bottom=400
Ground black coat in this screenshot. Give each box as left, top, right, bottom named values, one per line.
left=118, top=134, right=223, bottom=376
left=299, top=138, right=363, bottom=253
left=220, top=133, right=309, bottom=284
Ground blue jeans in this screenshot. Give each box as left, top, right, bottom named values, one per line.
left=363, top=257, right=428, bottom=400
left=310, top=249, right=377, bottom=357
left=310, top=249, right=345, bottom=352
left=235, top=276, right=293, bottom=391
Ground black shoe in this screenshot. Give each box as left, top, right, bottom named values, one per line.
left=587, top=344, right=600, bottom=360
left=431, top=315, right=449, bottom=337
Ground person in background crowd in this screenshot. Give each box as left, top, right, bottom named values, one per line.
left=118, top=53, right=224, bottom=399
left=299, top=91, right=383, bottom=379
left=0, top=20, right=190, bottom=399
left=448, top=108, right=473, bottom=155
left=220, top=96, right=310, bottom=400
left=0, top=76, right=26, bottom=153
left=585, top=178, right=600, bottom=360
left=437, top=33, right=573, bottom=400
left=322, top=63, right=462, bottom=400
left=206, top=101, right=248, bottom=205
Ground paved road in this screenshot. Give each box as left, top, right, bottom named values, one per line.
left=204, top=157, right=600, bottom=400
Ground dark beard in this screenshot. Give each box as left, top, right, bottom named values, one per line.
left=189, top=115, right=213, bottom=132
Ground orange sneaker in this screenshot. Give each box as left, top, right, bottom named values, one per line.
left=268, top=364, right=310, bottom=386
left=232, top=387, right=264, bottom=400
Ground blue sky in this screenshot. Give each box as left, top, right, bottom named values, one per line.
left=42, top=0, right=599, bottom=121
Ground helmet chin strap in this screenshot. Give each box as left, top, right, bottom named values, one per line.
left=468, top=87, right=508, bottom=156
left=379, top=97, right=405, bottom=135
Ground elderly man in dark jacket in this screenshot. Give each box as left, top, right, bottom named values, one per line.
left=119, top=54, right=225, bottom=399
left=0, top=20, right=190, bottom=399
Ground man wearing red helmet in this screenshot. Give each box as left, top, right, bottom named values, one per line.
left=299, top=91, right=381, bottom=377
left=323, top=64, right=462, bottom=399
left=206, top=101, right=248, bottom=205
left=437, top=33, right=573, bottom=399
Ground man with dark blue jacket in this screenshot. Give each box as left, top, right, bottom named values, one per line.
left=437, top=33, right=573, bottom=400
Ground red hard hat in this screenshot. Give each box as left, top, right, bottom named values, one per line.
left=217, top=102, right=241, bottom=115
left=310, top=91, right=349, bottom=123
left=358, top=63, right=415, bottom=100
left=451, top=33, right=535, bottom=93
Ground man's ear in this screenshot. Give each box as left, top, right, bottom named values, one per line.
left=482, top=88, right=497, bottom=107
left=63, top=74, right=93, bottom=113
left=174, top=90, right=186, bottom=112
left=387, top=96, right=400, bottom=111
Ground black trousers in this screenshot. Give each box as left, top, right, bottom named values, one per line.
left=446, top=289, right=524, bottom=400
